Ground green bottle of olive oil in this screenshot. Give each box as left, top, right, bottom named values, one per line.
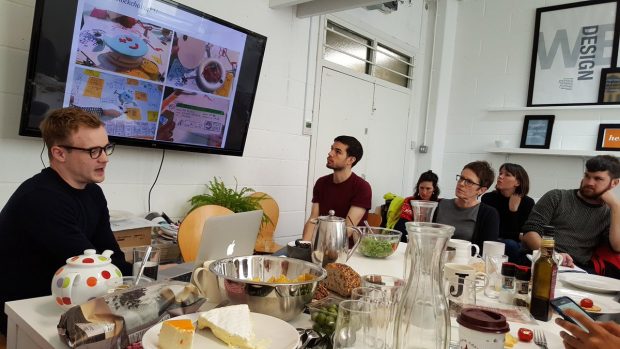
left=529, top=226, right=558, bottom=321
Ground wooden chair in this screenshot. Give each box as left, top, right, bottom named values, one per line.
left=177, top=205, right=233, bottom=262
left=366, top=212, right=382, bottom=227
left=251, top=192, right=282, bottom=253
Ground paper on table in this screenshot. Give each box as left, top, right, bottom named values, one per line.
left=558, top=264, right=587, bottom=273
left=110, top=217, right=157, bottom=231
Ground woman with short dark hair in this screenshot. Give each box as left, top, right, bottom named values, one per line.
left=434, top=161, right=499, bottom=255
left=482, top=163, right=535, bottom=265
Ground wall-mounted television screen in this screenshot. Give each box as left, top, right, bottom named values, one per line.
left=20, top=0, right=267, bottom=156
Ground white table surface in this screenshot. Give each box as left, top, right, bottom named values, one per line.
left=5, top=243, right=617, bottom=349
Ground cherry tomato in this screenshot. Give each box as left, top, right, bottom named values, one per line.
left=580, top=298, right=594, bottom=308
left=518, top=328, right=533, bottom=342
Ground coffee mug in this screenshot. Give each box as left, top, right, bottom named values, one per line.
left=447, top=239, right=480, bottom=264
left=444, top=263, right=487, bottom=287
left=482, top=241, right=505, bottom=259
left=445, top=276, right=477, bottom=309
left=191, top=260, right=221, bottom=303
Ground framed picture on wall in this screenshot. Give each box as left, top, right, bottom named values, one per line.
left=520, top=115, right=555, bottom=149
left=598, top=68, right=620, bottom=103
left=527, top=0, right=620, bottom=106
left=596, top=124, right=620, bottom=151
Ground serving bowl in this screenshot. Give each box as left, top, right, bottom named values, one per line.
left=209, top=255, right=327, bottom=321
left=357, top=227, right=402, bottom=258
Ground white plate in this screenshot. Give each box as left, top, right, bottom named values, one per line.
left=142, top=312, right=299, bottom=349
left=555, top=288, right=620, bottom=314
left=560, top=273, right=620, bottom=293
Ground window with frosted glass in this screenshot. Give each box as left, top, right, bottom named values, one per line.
left=324, top=22, right=371, bottom=74
left=323, top=21, right=413, bottom=88
left=374, top=45, right=412, bottom=87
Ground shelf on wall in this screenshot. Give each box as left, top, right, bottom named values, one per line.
left=487, top=148, right=617, bottom=157
left=487, top=105, right=620, bottom=112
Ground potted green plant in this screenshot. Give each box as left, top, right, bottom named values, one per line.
left=189, top=177, right=271, bottom=225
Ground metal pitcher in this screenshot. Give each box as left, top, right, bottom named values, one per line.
left=310, top=210, right=362, bottom=267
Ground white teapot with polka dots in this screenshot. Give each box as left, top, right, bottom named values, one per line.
left=51, top=249, right=123, bottom=309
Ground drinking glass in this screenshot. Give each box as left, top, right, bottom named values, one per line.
left=351, top=286, right=385, bottom=301
left=333, top=300, right=373, bottom=349
left=361, top=274, right=405, bottom=302
left=350, top=287, right=398, bottom=349
left=132, top=246, right=161, bottom=280
left=484, top=254, right=508, bottom=299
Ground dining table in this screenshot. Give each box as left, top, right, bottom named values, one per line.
left=4, top=243, right=619, bottom=349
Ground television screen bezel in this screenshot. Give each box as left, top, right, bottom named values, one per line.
left=19, top=0, right=267, bottom=157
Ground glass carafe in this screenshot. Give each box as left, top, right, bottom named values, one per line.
left=404, top=201, right=438, bottom=279
left=395, top=222, right=454, bottom=349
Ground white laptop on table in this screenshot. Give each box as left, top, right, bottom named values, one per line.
left=159, top=209, right=263, bottom=280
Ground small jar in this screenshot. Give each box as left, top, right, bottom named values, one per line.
left=513, top=266, right=531, bottom=307
left=499, top=262, right=516, bottom=304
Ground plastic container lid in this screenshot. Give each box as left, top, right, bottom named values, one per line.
left=456, top=308, right=510, bottom=333
left=501, top=262, right=516, bottom=277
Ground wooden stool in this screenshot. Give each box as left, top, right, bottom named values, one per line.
left=251, top=192, right=282, bottom=253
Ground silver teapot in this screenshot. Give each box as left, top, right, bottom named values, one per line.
left=310, top=210, right=362, bottom=267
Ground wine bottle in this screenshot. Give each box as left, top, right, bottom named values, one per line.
left=529, top=226, right=558, bottom=321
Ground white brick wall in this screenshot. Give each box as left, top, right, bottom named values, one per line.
left=0, top=0, right=423, bottom=245
left=439, top=0, right=620, bottom=200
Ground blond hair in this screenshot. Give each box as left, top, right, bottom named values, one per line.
left=39, top=107, right=104, bottom=157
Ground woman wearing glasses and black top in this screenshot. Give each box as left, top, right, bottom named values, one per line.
left=434, top=160, right=500, bottom=256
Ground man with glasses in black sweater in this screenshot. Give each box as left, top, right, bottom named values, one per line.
left=0, top=107, right=131, bottom=335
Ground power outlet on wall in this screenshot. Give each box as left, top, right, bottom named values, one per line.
left=419, top=145, right=428, bottom=153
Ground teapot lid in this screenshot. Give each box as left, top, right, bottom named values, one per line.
left=66, top=249, right=114, bottom=266
left=318, top=210, right=345, bottom=222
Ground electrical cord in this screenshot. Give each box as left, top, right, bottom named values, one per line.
left=148, top=149, right=166, bottom=212
left=40, top=142, right=46, bottom=168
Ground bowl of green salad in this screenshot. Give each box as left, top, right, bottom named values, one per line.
left=357, top=227, right=401, bottom=258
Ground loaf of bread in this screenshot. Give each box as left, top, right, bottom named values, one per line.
left=324, top=263, right=361, bottom=297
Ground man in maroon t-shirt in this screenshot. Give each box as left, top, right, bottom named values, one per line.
left=302, top=135, right=372, bottom=240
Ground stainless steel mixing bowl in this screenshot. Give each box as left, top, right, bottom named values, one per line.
left=209, top=255, right=327, bottom=321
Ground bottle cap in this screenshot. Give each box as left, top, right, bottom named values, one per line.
left=501, top=262, right=516, bottom=277
left=456, top=308, right=510, bottom=333
left=515, top=266, right=531, bottom=281
left=541, top=239, right=555, bottom=248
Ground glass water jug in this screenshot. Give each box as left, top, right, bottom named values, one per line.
left=395, top=222, right=454, bottom=349
left=403, top=200, right=438, bottom=279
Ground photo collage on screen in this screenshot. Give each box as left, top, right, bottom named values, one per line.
left=68, top=0, right=243, bottom=148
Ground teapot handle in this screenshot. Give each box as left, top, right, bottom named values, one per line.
left=345, top=226, right=363, bottom=261
left=58, top=272, right=79, bottom=306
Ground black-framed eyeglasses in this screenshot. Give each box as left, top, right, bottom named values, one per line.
left=456, top=174, right=482, bottom=188
left=59, top=143, right=115, bottom=159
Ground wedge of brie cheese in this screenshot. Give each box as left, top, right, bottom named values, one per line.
left=198, top=304, right=256, bottom=349
left=159, top=318, right=195, bottom=349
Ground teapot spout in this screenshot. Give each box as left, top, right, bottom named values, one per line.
left=102, top=250, right=114, bottom=258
